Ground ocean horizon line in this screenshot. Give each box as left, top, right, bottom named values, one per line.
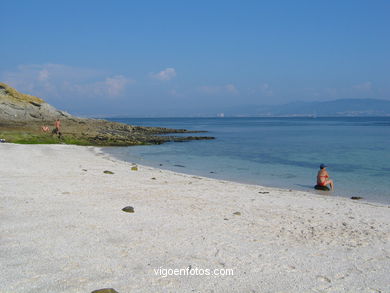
left=83, top=114, right=390, bottom=119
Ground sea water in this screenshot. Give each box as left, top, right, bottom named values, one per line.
left=103, top=117, right=390, bottom=204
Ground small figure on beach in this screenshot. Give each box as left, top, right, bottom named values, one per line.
left=41, top=125, right=50, bottom=132
left=52, top=119, right=62, bottom=138
left=315, top=164, right=334, bottom=191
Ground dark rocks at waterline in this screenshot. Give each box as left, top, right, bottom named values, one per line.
left=122, top=206, right=135, bottom=213
left=351, top=196, right=363, bottom=200
left=91, top=289, right=119, bottom=293
left=174, top=136, right=215, bottom=141
left=103, top=170, right=114, bottom=174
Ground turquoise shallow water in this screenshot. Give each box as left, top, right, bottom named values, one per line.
left=103, top=117, right=390, bottom=204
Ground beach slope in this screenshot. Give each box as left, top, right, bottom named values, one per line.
left=0, top=144, right=389, bottom=292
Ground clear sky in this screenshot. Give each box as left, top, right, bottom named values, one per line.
left=1, top=0, right=389, bottom=116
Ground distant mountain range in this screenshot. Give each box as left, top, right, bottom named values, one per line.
left=222, top=99, right=390, bottom=117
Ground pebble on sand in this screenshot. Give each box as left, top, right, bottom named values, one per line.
left=351, top=196, right=363, bottom=200
left=122, top=206, right=135, bottom=213
left=103, top=170, right=114, bottom=174
left=91, top=289, right=119, bottom=293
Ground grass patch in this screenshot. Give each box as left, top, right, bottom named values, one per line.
left=0, top=129, right=159, bottom=146
left=0, top=131, right=90, bottom=145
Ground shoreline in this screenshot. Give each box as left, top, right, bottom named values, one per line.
left=103, top=116, right=390, bottom=205
left=101, top=147, right=389, bottom=206
left=1, top=143, right=389, bottom=292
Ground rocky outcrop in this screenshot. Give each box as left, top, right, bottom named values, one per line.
left=0, top=82, right=74, bottom=123
left=0, top=82, right=214, bottom=145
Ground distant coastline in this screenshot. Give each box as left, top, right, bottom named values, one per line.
left=98, top=114, right=390, bottom=119
left=82, top=98, right=390, bottom=119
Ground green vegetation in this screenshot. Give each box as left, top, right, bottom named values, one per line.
left=0, top=130, right=157, bottom=146
left=0, top=131, right=90, bottom=145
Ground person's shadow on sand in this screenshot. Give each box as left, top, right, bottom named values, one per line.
left=295, top=184, right=314, bottom=189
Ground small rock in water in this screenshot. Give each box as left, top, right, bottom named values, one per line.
left=210, top=171, right=215, bottom=174
left=122, top=206, right=135, bottom=213
left=233, top=212, right=241, bottom=216
left=91, top=289, right=119, bottom=293
left=159, top=164, right=163, bottom=166
left=103, top=170, right=114, bottom=174
left=174, top=164, right=185, bottom=168
left=131, top=166, right=138, bottom=171
left=351, top=196, right=363, bottom=200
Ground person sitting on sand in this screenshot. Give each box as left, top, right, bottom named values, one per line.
left=317, top=164, right=334, bottom=191
left=41, top=125, right=50, bottom=132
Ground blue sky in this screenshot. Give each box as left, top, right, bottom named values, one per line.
left=1, top=0, right=389, bottom=116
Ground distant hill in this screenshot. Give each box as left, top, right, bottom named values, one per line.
left=223, top=99, right=390, bottom=117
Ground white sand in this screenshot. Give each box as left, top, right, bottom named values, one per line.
left=0, top=144, right=389, bottom=293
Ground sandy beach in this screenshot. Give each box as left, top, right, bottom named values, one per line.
left=1, top=143, right=389, bottom=293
